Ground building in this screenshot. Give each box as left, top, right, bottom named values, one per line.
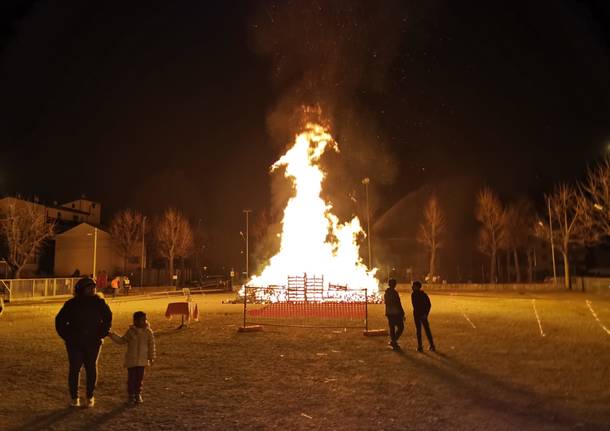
left=46, top=198, right=101, bottom=227
left=54, top=223, right=122, bottom=277
left=0, top=196, right=46, bottom=217
left=54, top=223, right=146, bottom=277
left=0, top=196, right=102, bottom=277
left=0, top=196, right=101, bottom=228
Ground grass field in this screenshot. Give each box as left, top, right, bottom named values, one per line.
left=1, top=290, right=609, bottom=431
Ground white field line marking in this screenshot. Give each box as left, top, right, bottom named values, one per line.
left=586, top=300, right=610, bottom=336
left=450, top=293, right=476, bottom=329
left=532, top=299, right=546, bottom=337
left=461, top=311, right=477, bottom=329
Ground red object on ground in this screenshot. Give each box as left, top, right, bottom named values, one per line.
left=248, top=302, right=365, bottom=319
left=165, top=302, right=199, bottom=322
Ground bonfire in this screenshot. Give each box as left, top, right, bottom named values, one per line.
left=245, top=123, right=379, bottom=303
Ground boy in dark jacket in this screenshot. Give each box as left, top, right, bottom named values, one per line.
left=384, top=279, right=405, bottom=350
left=411, top=281, right=435, bottom=352
left=56, top=277, right=112, bottom=407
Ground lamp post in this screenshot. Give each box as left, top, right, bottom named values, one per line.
left=362, top=177, right=372, bottom=268
left=547, top=197, right=557, bottom=288
left=196, top=218, right=202, bottom=280
left=140, top=216, right=146, bottom=287
left=90, top=227, right=98, bottom=277
left=243, top=209, right=252, bottom=280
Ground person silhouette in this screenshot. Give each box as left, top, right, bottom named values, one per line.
left=411, top=281, right=435, bottom=352
left=384, top=278, right=405, bottom=350
left=55, top=277, right=112, bottom=407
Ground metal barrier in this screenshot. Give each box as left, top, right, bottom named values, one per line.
left=0, top=278, right=81, bottom=302
left=242, top=285, right=371, bottom=330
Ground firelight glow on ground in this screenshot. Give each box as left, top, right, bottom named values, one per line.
left=1, top=291, right=610, bottom=430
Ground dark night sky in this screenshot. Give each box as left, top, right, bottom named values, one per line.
left=0, top=1, right=609, bottom=268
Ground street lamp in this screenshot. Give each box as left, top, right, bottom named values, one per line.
left=140, top=216, right=146, bottom=288
left=547, top=197, right=557, bottom=288
left=195, top=218, right=203, bottom=280
left=87, top=227, right=98, bottom=277
left=361, top=177, right=372, bottom=268
left=243, top=209, right=252, bottom=280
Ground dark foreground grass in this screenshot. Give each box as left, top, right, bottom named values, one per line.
left=0, top=291, right=609, bottom=430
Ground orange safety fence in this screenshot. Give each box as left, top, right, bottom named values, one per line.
left=247, top=302, right=366, bottom=319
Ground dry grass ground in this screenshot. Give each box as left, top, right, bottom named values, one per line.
left=0, top=291, right=609, bottom=430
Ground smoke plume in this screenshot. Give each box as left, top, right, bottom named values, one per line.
left=249, top=1, right=407, bottom=217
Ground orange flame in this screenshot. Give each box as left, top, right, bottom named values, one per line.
left=247, top=123, right=379, bottom=301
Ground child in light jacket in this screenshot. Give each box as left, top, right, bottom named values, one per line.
left=109, top=311, right=156, bottom=404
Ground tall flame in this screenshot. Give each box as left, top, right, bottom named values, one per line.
left=248, top=123, right=379, bottom=300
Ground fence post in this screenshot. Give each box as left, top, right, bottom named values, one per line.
left=32, top=280, right=35, bottom=298
left=365, top=289, right=369, bottom=332
left=45, top=279, right=48, bottom=297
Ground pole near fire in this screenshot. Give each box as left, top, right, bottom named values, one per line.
left=92, top=227, right=98, bottom=277
left=140, top=216, right=146, bottom=288
left=547, top=197, right=557, bottom=288
left=243, top=209, right=252, bottom=280
left=362, top=177, right=372, bottom=268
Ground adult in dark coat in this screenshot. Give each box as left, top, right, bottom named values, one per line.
left=55, top=277, right=112, bottom=407
left=411, top=280, right=435, bottom=352
left=384, top=278, right=405, bottom=350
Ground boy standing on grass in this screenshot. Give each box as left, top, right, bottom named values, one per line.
left=384, top=278, right=405, bottom=350
left=411, top=281, right=435, bottom=352
left=109, top=311, right=156, bottom=404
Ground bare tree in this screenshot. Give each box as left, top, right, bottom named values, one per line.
left=497, top=243, right=510, bottom=282
left=193, top=218, right=207, bottom=280
left=582, top=156, right=610, bottom=241
left=0, top=201, right=54, bottom=278
left=526, top=244, right=535, bottom=283
left=416, top=194, right=446, bottom=280
left=476, top=187, right=504, bottom=283
left=524, top=210, right=540, bottom=283
left=109, top=209, right=144, bottom=273
left=155, top=208, right=194, bottom=285
left=537, top=184, right=592, bottom=289
left=498, top=225, right=511, bottom=282
left=501, top=199, right=536, bottom=283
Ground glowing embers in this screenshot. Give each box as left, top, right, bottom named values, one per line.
left=246, top=274, right=381, bottom=304
left=247, top=123, right=379, bottom=301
